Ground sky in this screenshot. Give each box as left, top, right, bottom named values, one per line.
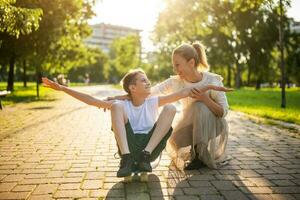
left=89, top=0, right=300, bottom=52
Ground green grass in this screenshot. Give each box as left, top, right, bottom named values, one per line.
left=0, top=82, right=59, bottom=106
left=227, top=87, right=300, bottom=124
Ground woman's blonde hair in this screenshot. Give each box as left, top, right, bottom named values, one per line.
left=172, top=41, right=210, bottom=70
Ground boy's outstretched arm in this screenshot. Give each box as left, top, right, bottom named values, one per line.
left=42, top=77, right=113, bottom=109
left=158, top=85, right=233, bottom=107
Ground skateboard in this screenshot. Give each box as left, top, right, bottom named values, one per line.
left=124, top=163, right=149, bottom=182
left=123, top=153, right=162, bottom=183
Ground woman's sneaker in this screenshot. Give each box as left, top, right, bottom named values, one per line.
left=138, top=150, right=152, bottom=172
left=184, top=158, right=204, bottom=170
left=117, top=153, right=134, bottom=177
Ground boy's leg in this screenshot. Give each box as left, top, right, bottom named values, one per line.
left=111, top=102, right=130, bottom=154
left=144, top=104, right=176, bottom=153
left=139, top=104, right=176, bottom=172
left=110, top=102, right=134, bottom=177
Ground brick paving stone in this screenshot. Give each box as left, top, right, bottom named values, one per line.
left=211, top=180, right=237, bottom=190
left=81, top=179, right=103, bottom=189
left=0, top=182, right=17, bottom=192
left=27, top=194, right=52, bottom=200
left=58, top=183, right=81, bottom=190
left=32, top=184, right=58, bottom=195
left=239, top=186, right=273, bottom=194
left=0, top=192, right=30, bottom=199
left=219, top=190, right=249, bottom=200
left=183, top=187, right=218, bottom=195
left=272, top=180, right=297, bottom=186
left=0, top=86, right=299, bottom=200
left=12, top=184, right=36, bottom=192
left=270, top=186, right=300, bottom=194
left=174, top=196, right=199, bottom=200
left=200, top=195, right=225, bottom=200
left=53, top=189, right=89, bottom=198
left=270, top=194, right=297, bottom=200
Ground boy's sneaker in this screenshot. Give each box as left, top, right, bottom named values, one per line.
left=184, top=158, right=204, bottom=170
left=117, top=153, right=134, bottom=177
left=138, top=150, right=152, bottom=172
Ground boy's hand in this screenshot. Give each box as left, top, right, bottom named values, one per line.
left=42, top=77, right=63, bottom=91
left=208, top=85, right=234, bottom=92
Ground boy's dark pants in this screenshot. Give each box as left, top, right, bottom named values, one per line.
left=118, top=122, right=172, bottom=162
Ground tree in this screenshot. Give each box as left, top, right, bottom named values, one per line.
left=0, top=0, right=95, bottom=97
left=104, top=34, right=141, bottom=82
left=152, top=0, right=293, bottom=91
left=0, top=0, right=42, bottom=91
left=0, top=0, right=42, bottom=38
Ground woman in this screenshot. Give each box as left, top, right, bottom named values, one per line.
left=151, top=42, right=230, bottom=170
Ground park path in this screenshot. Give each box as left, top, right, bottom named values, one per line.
left=0, top=85, right=299, bottom=200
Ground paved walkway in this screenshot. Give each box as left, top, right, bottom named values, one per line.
left=0, top=85, right=299, bottom=200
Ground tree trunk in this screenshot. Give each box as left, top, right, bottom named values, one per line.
left=235, top=61, right=242, bottom=88
left=7, top=53, right=15, bottom=91
left=23, top=59, right=27, bottom=87
left=0, top=64, right=5, bottom=81
left=36, top=66, right=40, bottom=98
left=279, top=0, right=286, bottom=108
left=247, top=65, right=252, bottom=86
left=255, top=76, right=261, bottom=90
left=227, top=65, right=231, bottom=87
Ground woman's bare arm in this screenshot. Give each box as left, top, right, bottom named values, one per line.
left=159, top=85, right=232, bottom=107
left=190, top=86, right=233, bottom=117
left=42, top=77, right=113, bottom=109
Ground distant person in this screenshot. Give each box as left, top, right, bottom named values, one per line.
left=84, top=73, right=90, bottom=85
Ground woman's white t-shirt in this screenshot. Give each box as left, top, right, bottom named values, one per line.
left=118, top=96, right=159, bottom=134
left=151, top=72, right=229, bottom=118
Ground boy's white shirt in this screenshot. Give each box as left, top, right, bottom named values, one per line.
left=117, top=96, right=159, bottom=134
left=151, top=71, right=229, bottom=118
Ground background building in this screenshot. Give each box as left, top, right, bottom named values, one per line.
left=290, top=20, right=300, bottom=33
left=85, top=23, right=141, bottom=53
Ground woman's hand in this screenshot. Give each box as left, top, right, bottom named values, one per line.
left=189, top=87, right=210, bottom=102
left=42, top=77, right=63, bottom=91
left=102, top=94, right=130, bottom=112
left=190, top=85, right=233, bottom=102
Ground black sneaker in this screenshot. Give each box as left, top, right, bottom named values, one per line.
left=117, top=153, right=134, bottom=177
left=138, top=150, right=152, bottom=172
left=184, top=158, right=204, bottom=170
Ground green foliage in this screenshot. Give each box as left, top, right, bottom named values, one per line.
left=0, top=0, right=96, bottom=92
left=0, top=0, right=43, bottom=38
left=68, top=47, right=109, bottom=82
left=152, top=0, right=298, bottom=87
left=104, top=34, right=141, bottom=82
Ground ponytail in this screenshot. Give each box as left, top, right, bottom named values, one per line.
left=173, top=41, right=210, bottom=71
left=192, top=42, right=209, bottom=69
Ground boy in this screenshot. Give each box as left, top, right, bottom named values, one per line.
left=42, top=69, right=231, bottom=177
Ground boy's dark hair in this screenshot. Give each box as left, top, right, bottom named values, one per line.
left=120, top=69, right=145, bottom=96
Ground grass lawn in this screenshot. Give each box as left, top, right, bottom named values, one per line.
left=227, top=87, right=300, bottom=124
left=0, top=82, right=60, bottom=106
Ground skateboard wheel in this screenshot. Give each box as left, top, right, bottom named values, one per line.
left=124, top=175, right=132, bottom=182
left=140, top=172, right=148, bottom=182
